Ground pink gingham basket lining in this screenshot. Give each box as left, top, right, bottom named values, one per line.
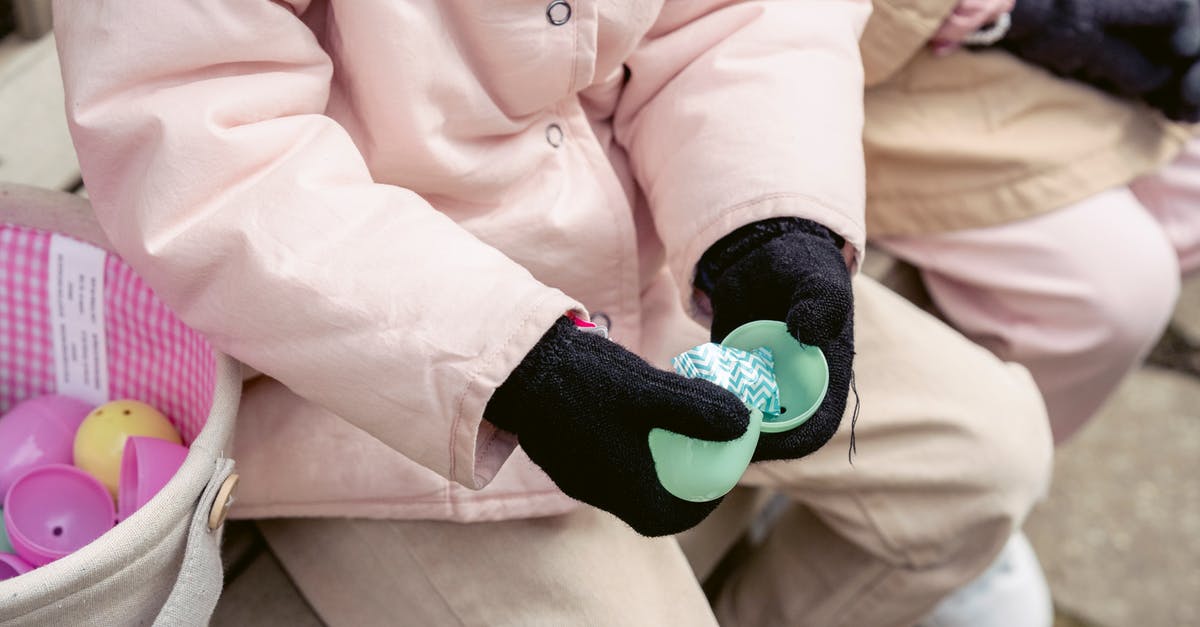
left=1, top=224, right=214, bottom=443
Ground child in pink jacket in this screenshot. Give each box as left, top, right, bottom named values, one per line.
left=54, top=1, right=1052, bottom=624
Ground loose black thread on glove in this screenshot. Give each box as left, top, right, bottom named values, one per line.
left=848, top=372, right=860, bottom=464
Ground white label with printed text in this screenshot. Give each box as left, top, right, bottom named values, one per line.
left=49, top=235, right=109, bottom=405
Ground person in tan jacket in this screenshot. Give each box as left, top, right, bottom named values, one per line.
left=862, top=0, right=1200, bottom=624
left=866, top=0, right=1200, bottom=442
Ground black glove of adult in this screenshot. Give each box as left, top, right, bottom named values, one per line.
left=695, top=218, right=854, bottom=462
left=484, top=317, right=752, bottom=537
left=1146, top=51, right=1200, bottom=121
left=1000, top=0, right=1200, bottom=121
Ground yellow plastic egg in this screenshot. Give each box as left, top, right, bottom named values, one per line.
left=73, top=400, right=181, bottom=496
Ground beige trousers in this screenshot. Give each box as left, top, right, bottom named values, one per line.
left=259, top=276, right=1054, bottom=627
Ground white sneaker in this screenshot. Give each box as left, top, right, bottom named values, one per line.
left=920, top=531, right=1053, bottom=627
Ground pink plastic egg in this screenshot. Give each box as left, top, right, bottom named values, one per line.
left=0, top=552, right=33, bottom=581
left=4, top=464, right=116, bottom=566
left=118, top=437, right=188, bottom=520
left=0, top=395, right=94, bottom=497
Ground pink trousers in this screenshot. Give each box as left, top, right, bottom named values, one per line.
left=880, top=138, right=1200, bottom=443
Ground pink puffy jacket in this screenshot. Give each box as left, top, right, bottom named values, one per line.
left=53, top=0, right=869, bottom=522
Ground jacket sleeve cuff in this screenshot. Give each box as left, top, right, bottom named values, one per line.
left=861, top=0, right=961, bottom=86
left=448, top=291, right=583, bottom=489
left=671, top=194, right=865, bottom=324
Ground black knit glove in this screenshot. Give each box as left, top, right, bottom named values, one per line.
left=1145, top=47, right=1200, bottom=121
left=695, top=218, right=854, bottom=462
left=1000, top=0, right=1200, bottom=121
left=484, top=317, right=752, bottom=537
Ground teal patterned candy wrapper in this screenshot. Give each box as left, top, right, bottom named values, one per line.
left=671, top=344, right=781, bottom=416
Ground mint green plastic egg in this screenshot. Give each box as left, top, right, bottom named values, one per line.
left=648, top=320, right=830, bottom=502
left=722, top=321, right=829, bottom=434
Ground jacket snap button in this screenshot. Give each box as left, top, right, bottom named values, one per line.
left=546, top=123, right=564, bottom=147
left=546, top=1, right=572, bottom=26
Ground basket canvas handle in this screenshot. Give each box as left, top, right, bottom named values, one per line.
left=153, top=458, right=236, bottom=626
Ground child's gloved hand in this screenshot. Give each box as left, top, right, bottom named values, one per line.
left=695, top=218, right=854, bottom=463
left=484, top=316, right=751, bottom=537
left=1000, top=0, right=1200, bottom=121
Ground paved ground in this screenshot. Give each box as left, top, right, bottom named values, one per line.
left=1030, top=366, right=1200, bottom=627
left=1178, top=275, right=1200, bottom=343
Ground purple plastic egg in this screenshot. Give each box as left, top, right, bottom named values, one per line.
left=0, top=552, right=33, bottom=581
left=0, top=395, right=95, bottom=498
left=4, top=464, right=116, bottom=566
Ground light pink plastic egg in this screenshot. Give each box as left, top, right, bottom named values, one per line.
left=0, top=395, right=94, bottom=498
